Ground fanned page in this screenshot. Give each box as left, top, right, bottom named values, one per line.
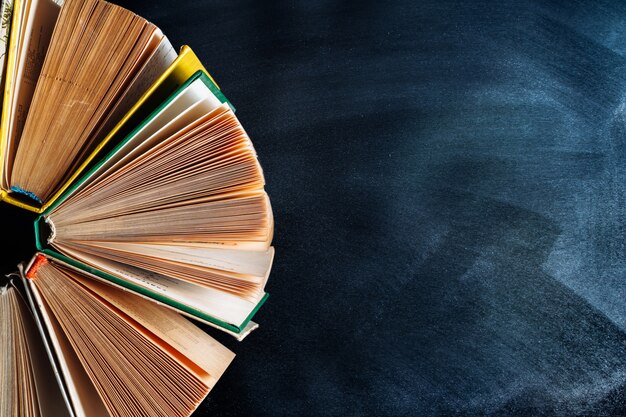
left=26, top=257, right=235, bottom=417
left=0, top=283, right=71, bottom=417
left=10, top=0, right=176, bottom=203
left=0, top=0, right=62, bottom=189
left=45, top=73, right=274, bottom=328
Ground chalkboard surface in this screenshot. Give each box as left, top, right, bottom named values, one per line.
left=3, top=0, right=625, bottom=415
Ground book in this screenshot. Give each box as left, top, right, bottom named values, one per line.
left=0, top=276, right=71, bottom=417
left=0, top=0, right=274, bottom=337
left=38, top=45, right=220, bottom=214
left=1, top=255, right=235, bottom=417
left=0, top=0, right=275, bottom=414
left=35, top=68, right=273, bottom=337
left=9, top=0, right=176, bottom=203
left=0, top=0, right=223, bottom=212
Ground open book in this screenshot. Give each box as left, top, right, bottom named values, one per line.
left=0, top=0, right=275, bottom=338
left=0, top=276, right=70, bottom=417
left=34, top=69, right=274, bottom=336
left=0, top=0, right=222, bottom=211
left=1, top=256, right=235, bottom=417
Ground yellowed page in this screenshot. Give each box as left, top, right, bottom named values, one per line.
left=73, top=273, right=235, bottom=388
left=0, top=286, right=16, bottom=417
left=68, top=78, right=216, bottom=196
left=27, top=281, right=111, bottom=417
left=2, top=0, right=60, bottom=187
left=75, top=241, right=274, bottom=278
left=12, top=284, right=72, bottom=417
left=11, top=0, right=161, bottom=201
left=86, top=33, right=177, bottom=147
left=31, top=261, right=216, bottom=417
left=52, top=246, right=261, bottom=325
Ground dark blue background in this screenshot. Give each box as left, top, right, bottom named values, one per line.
left=4, top=0, right=626, bottom=415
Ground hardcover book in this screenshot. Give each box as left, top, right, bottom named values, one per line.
left=1, top=259, right=235, bottom=417
left=0, top=0, right=275, bottom=415
left=0, top=0, right=274, bottom=336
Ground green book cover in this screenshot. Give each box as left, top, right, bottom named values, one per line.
left=34, top=70, right=267, bottom=337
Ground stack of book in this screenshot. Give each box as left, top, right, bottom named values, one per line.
left=0, top=0, right=275, bottom=416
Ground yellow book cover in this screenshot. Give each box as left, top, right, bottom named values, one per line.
left=0, top=0, right=25, bottom=208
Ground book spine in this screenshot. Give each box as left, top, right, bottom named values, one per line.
left=26, top=253, right=47, bottom=279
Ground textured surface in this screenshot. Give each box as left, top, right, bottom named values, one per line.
left=4, top=0, right=626, bottom=415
